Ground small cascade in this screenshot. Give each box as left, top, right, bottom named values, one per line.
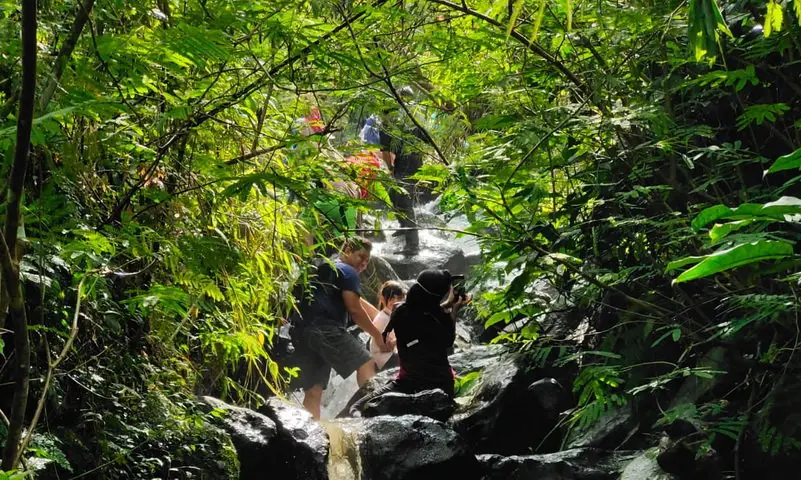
left=369, top=200, right=481, bottom=280
left=322, top=420, right=362, bottom=480
left=320, top=372, right=358, bottom=419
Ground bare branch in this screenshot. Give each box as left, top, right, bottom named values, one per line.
left=38, top=0, right=96, bottom=112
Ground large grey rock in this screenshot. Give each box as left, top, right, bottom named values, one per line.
left=449, top=344, right=510, bottom=373
left=478, top=448, right=640, bottom=480
left=360, top=255, right=401, bottom=306
left=362, top=389, right=456, bottom=422
left=339, top=345, right=505, bottom=419
left=449, top=351, right=568, bottom=454
left=259, top=397, right=329, bottom=479
left=381, top=237, right=469, bottom=279
left=330, top=414, right=481, bottom=480
left=621, top=449, right=675, bottom=480
left=566, top=404, right=637, bottom=451
left=198, top=396, right=274, bottom=479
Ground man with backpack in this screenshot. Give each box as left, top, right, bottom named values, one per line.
left=289, top=236, right=394, bottom=419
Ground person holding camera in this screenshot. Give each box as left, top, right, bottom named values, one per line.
left=348, top=269, right=470, bottom=415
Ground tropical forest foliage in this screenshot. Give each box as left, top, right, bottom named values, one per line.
left=1, top=0, right=801, bottom=477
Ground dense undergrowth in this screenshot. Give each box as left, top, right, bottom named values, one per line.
left=1, top=0, right=801, bottom=477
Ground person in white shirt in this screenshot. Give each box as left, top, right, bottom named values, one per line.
left=370, top=281, right=406, bottom=370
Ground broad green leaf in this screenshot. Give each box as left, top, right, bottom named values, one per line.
left=764, top=1, right=784, bottom=37
left=688, top=0, right=730, bottom=62
left=692, top=204, right=733, bottom=230
left=547, top=252, right=582, bottom=264
left=484, top=310, right=510, bottom=328
left=765, top=147, right=801, bottom=175
left=455, top=371, right=483, bottom=397
left=692, top=197, right=801, bottom=230
left=709, top=219, right=756, bottom=242
left=673, top=240, right=794, bottom=283
left=665, top=255, right=707, bottom=273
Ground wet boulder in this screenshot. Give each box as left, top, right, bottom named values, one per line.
left=478, top=448, right=640, bottom=480
left=330, top=414, right=481, bottom=480
left=198, top=396, right=274, bottom=479
left=620, top=449, right=676, bottom=480
left=361, top=389, right=456, bottom=422
left=565, top=404, right=637, bottom=451
left=449, top=350, right=569, bottom=454
left=360, top=255, right=401, bottom=305
left=338, top=345, right=503, bottom=419
left=259, top=397, right=329, bottom=480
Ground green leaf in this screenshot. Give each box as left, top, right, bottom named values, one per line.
left=764, top=1, right=784, bottom=37
left=688, top=0, right=730, bottom=62
left=652, top=328, right=682, bottom=347
left=692, top=197, right=801, bottom=230
left=795, top=0, right=801, bottom=26
left=484, top=310, right=510, bottom=329
left=736, top=103, right=789, bottom=131
left=455, top=371, right=482, bottom=397
left=582, top=350, right=622, bottom=360
left=666, top=255, right=708, bottom=273
left=530, top=0, right=547, bottom=43
left=765, top=147, right=801, bottom=175
left=692, top=204, right=734, bottom=230
left=505, top=0, right=524, bottom=41
left=673, top=240, right=794, bottom=284
left=709, top=219, right=756, bottom=242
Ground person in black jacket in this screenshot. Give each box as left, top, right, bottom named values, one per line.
left=348, top=269, right=470, bottom=414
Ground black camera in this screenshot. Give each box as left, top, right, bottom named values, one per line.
left=451, top=274, right=466, bottom=299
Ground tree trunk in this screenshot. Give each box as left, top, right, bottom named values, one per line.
left=0, top=0, right=37, bottom=471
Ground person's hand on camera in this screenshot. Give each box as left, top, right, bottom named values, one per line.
left=453, top=294, right=472, bottom=311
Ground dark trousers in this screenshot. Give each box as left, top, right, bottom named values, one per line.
left=391, top=154, right=422, bottom=248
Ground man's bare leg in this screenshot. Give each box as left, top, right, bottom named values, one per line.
left=356, top=359, right=376, bottom=387
left=303, top=385, right=324, bottom=420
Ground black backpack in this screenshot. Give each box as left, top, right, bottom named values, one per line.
left=288, top=258, right=343, bottom=328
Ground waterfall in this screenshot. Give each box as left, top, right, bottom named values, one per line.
left=323, top=420, right=362, bottom=480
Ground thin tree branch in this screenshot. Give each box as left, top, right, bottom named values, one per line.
left=342, top=17, right=449, bottom=164
left=503, top=95, right=592, bottom=192
left=38, top=0, right=96, bottom=112
left=427, top=0, right=589, bottom=98
left=18, top=278, right=86, bottom=459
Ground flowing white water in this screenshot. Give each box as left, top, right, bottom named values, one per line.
left=323, top=420, right=362, bottom=480
left=369, top=200, right=481, bottom=276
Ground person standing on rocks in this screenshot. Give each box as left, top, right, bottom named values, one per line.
left=374, top=89, right=428, bottom=253
left=290, top=236, right=395, bottom=419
